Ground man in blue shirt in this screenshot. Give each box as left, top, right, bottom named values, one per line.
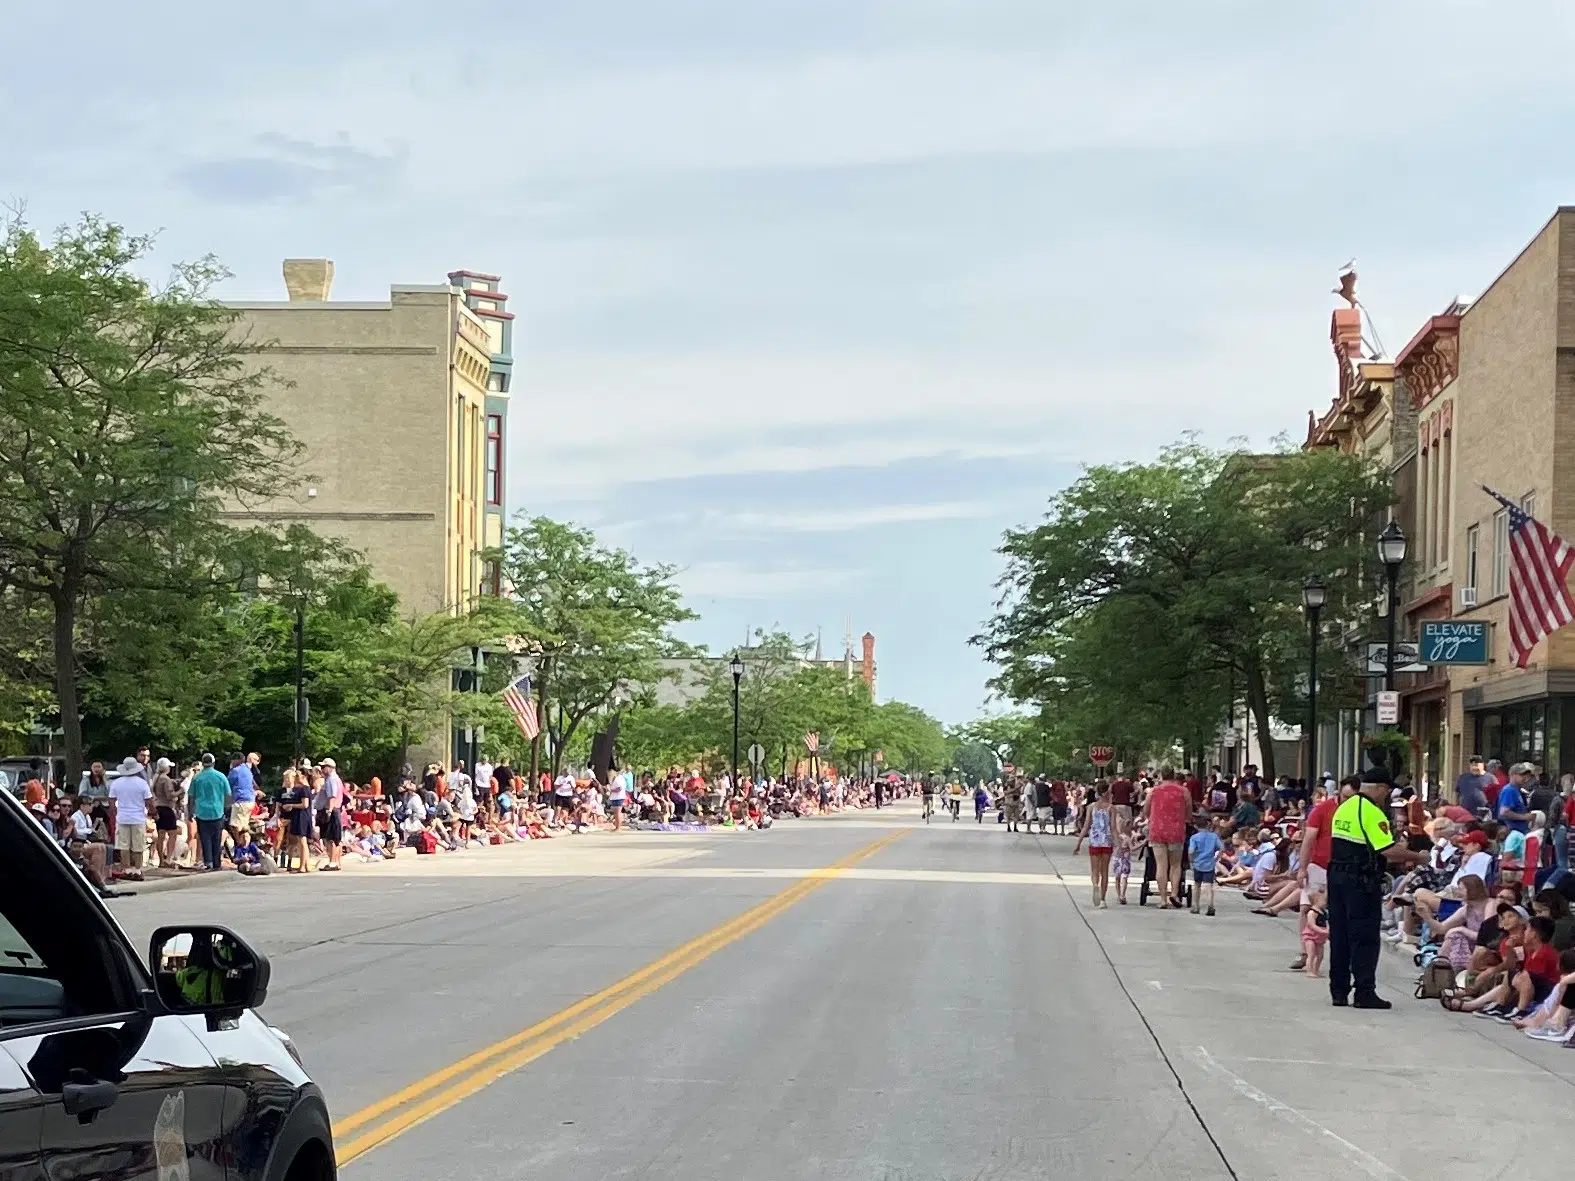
left=190, top=754, right=231, bottom=870
left=1496, top=763, right=1535, bottom=834
left=227, top=751, right=257, bottom=835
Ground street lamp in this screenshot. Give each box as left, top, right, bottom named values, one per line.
left=729, top=654, right=744, bottom=796
left=1302, top=575, right=1325, bottom=780
left=1378, top=520, right=1407, bottom=699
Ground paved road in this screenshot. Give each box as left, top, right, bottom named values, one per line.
left=108, top=806, right=1575, bottom=1180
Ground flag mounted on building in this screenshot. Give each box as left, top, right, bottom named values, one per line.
left=502, top=674, right=540, bottom=740
left=1484, top=487, right=1575, bottom=668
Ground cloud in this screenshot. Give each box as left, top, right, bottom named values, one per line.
left=174, top=133, right=405, bottom=205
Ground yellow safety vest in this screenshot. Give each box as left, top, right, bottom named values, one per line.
left=1329, top=795, right=1394, bottom=853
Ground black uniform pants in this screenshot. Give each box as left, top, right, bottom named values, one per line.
left=1327, top=869, right=1383, bottom=1002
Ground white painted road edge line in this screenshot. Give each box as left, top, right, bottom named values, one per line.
left=1191, top=1047, right=1412, bottom=1181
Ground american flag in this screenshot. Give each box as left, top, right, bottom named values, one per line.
left=502, top=674, right=540, bottom=739
left=1485, top=487, right=1575, bottom=668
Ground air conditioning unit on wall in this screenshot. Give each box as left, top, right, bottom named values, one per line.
left=1459, top=586, right=1478, bottom=608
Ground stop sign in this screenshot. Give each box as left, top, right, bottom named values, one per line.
left=1089, top=745, right=1115, bottom=767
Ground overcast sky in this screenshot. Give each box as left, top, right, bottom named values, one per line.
left=6, top=1, right=1575, bottom=722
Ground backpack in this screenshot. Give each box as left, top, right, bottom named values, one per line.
left=1415, top=957, right=1454, bottom=1000
left=415, top=830, right=439, bottom=855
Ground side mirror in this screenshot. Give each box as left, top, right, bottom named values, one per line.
left=148, top=926, right=270, bottom=1021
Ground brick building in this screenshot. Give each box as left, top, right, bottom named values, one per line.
left=1445, top=209, right=1575, bottom=779
left=223, top=259, right=509, bottom=616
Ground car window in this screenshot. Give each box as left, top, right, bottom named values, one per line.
left=0, top=800, right=133, bottom=1027
left=0, top=914, right=43, bottom=972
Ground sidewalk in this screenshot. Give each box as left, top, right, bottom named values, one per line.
left=1038, top=835, right=1575, bottom=1180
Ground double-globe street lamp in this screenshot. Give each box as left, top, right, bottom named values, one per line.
left=730, top=653, right=745, bottom=796
left=1302, top=575, right=1325, bottom=781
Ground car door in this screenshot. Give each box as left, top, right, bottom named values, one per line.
left=0, top=794, right=228, bottom=1181
left=0, top=1042, right=43, bottom=1180
left=6, top=1015, right=229, bottom=1181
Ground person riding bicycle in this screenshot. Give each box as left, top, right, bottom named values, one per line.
left=920, top=776, right=937, bottom=818
left=946, top=780, right=965, bottom=819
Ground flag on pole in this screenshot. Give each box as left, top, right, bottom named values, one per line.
left=502, top=674, right=540, bottom=740
left=1483, top=487, right=1575, bottom=668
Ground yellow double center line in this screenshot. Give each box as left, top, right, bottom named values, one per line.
left=333, top=828, right=905, bottom=1167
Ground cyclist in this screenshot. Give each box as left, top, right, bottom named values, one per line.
left=920, top=776, right=937, bottom=821
left=947, top=780, right=965, bottom=820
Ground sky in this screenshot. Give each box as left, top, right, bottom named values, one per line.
left=6, top=1, right=1575, bottom=723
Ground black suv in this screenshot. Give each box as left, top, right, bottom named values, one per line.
left=0, top=790, right=335, bottom=1179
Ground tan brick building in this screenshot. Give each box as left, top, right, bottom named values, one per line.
left=223, top=259, right=507, bottom=616
left=1445, top=209, right=1575, bottom=779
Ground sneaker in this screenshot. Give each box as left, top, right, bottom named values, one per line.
left=1353, top=995, right=1393, bottom=1010
left=1206, top=907, right=1216, bottom=916
left=1475, top=1004, right=1510, bottom=1020
left=1190, top=905, right=1199, bottom=914
left=1496, top=1007, right=1531, bottom=1024
left=1526, top=1025, right=1569, bottom=1042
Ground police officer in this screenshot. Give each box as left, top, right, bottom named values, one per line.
left=1326, top=767, right=1427, bottom=1008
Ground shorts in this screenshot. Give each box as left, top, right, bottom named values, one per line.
left=114, top=823, right=147, bottom=854
left=1299, top=862, right=1327, bottom=906
left=154, top=806, right=179, bottom=832
left=1156, top=842, right=1184, bottom=857
left=231, top=800, right=256, bottom=828
left=1528, top=974, right=1557, bottom=1004
left=1051, top=804, right=1069, bottom=820
left=1089, top=846, right=1112, bottom=856
left=1194, top=869, right=1217, bottom=884
left=317, top=809, right=343, bottom=843
left=608, top=799, right=624, bottom=813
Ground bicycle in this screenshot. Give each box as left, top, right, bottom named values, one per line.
left=949, top=797, right=961, bottom=821
left=922, top=794, right=935, bottom=823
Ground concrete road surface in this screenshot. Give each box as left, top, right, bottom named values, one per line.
left=107, top=806, right=1575, bottom=1180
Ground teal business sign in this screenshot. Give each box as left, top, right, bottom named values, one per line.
left=1419, top=620, right=1489, bottom=665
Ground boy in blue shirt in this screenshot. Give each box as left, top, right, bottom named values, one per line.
left=1188, top=818, right=1226, bottom=916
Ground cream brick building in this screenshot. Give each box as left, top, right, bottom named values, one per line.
left=1445, top=209, right=1575, bottom=778
left=223, top=259, right=509, bottom=616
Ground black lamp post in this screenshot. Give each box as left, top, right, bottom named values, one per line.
left=1378, top=520, right=1407, bottom=705
left=729, top=653, right=744, bottom=796
left=1302, top=575, right=1326, bottom=780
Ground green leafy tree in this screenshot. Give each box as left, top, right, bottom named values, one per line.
left=488, top=516, right=694, bottom=783
left=980, top=439, right=1386, bottom=781
left=0, top=212, right=305, bottom=778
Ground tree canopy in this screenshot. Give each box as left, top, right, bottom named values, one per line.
left=978, top=439, right=1389, bottom=780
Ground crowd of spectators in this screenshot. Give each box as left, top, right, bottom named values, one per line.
left=14, top=746, right=909, bottom=889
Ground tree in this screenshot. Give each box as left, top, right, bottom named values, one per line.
left=980, top=439, right=1387, bottom=781
left=0, top=212, right=304, bottom=778
left=488, top=517, right=694, bottom=784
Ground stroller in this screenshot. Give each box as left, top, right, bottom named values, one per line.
left=1138, top=825, right=1194, bottom=908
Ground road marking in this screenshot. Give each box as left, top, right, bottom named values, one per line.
left=1192, top=1047, right=1412, bottom=1181
left=333, top=829, right=905, bottom=1168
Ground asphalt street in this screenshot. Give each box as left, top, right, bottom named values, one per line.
left=108, top=806, right=1575, bottom=1180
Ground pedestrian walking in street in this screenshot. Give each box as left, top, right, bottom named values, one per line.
left=316, top=758, right=345, bottom=870
left=1188, top=818, right=1224, bottom=916
left=1003, top=777, right=1023, bottom=832
left=1144, top=768, right=1190, bottom=909
left=1049, top=780, right=1069, bottom=834
left=1112, top=831, right=1133, bottom=905
left=1326, top=768, right=1427, bottom=1009
left=1074, top=782, right=1115, bottom=909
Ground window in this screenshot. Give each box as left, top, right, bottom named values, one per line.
left=1465, top=524, right=1479, bottom=593
left=487, top=371, right=506, bottom=393
left=1492, top=509, right=1509, bottom=598
left=1522, top=491, right=1536, bottom=519
left=486, top=415, right=503, bottom=506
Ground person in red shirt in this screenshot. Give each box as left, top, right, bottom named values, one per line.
left=1142, top=768, right=1191, bottom=908
left=1184, top=772, right=1204, bottom=809
left=1108, top=776, right=1134, bottom=834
